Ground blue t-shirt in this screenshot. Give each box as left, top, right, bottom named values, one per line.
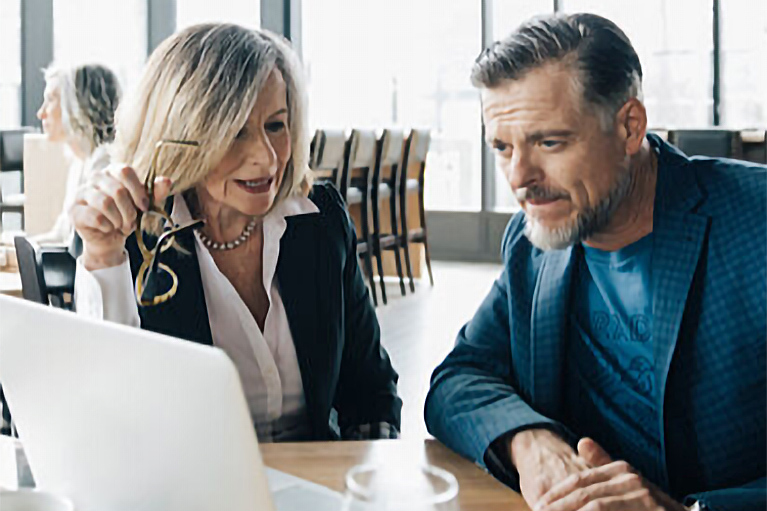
left=566, top=233, right=661, bottom=482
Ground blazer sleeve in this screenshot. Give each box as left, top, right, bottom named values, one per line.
left=328, top=188, right=403, bottom=436
left=684, top=477, right=766, bottom=511
left=424, top=215, right=575, bottom=488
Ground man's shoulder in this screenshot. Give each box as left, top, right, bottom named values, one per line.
left=688, top=156, right=767, bottom=213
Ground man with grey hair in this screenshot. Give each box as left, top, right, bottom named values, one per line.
left=425, top=13, right=765, bottom=511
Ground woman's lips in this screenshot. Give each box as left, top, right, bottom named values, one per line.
left=235, top=177, right=274, bottom=194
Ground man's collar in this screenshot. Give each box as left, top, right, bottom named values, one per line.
left=646, top=132, right=704, bottom=213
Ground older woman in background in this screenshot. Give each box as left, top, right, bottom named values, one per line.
left=71, top=24, right=401, bottom=442
left=33, top=63, right=121, bottom=245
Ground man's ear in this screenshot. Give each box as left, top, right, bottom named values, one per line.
left=615, top=98, right=647, bottom=156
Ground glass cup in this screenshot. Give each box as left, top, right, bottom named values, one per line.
left=0, top=434, right=34, bottom=490
left=0, top=489, right=74, bottom=511
left=343, top=463, right=459, bottom=511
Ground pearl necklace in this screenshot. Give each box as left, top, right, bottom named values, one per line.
left=198, top=217, right=259, bottom=251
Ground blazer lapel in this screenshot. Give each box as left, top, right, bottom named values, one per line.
left=531, top=245, right=577, bottom=418
left=649, top=136, right=709, bottom=486
left=276, top=213, right=334, bottom=438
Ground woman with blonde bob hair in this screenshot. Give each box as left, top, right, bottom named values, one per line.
left=71, top=24, right=401, bottom=442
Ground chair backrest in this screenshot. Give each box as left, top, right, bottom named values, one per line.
left=14, top=236, right=47, bottom=303
left=311, top=129, right=348, bottom=189
left=401, top=129, right=432, bottom=187
left=13, top=236, right=76, bottom=309
left=374, top=129, right=405, bottom=189
left=0, top=128, right=37, bottom=172
left=668, top=129, right=743, bottom=160
left=340, top=129, right=377, bottom=198
left=742, top=130, right=767, bottom=165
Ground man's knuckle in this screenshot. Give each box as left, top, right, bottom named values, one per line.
left=583, top=500, right=605, bottom=511
left=613, top=461, right=632, bottom=473
left=574, top=488, right=590, bottom=507
left=636, top=488, right=654, bottom=506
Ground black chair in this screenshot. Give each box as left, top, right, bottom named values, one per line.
left=667, top=129, right=743, bottom=160
left=0, top=128, right=37, bottom=228
left=742, top=130, right=767, bottom=165
left=398, top=129, right=434, bottom=292
left=342, top=129, right=379, bottom=306
left=310, top=129, right=348, bottom=194
left=14, top=236, right=76, bottom=310
left=371, top=129, right=407, bottom=302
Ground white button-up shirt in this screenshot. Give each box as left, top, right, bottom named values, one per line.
left=74, top=194, right=320, bottom=442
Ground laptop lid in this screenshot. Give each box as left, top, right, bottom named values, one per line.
left=0, top=295, right=274, bottom=511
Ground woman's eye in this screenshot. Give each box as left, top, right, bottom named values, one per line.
left=266, top=121, right=285, bottom=133
left=235, top=128, right=247, bottom=139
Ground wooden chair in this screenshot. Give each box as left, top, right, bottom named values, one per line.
left=310, top=129, right=348, bottom=193
left=667, top=129, right=743, bottom=160
left=342, top=129, right=380, bottom=306
left=398, top=129, right=433, bottom=292
left=371, top=129, right=407, bottom=302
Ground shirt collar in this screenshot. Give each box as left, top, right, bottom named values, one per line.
left=171, top=193, right=319, bottom=306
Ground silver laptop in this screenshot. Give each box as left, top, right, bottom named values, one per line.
left=0, top=295, right=348, bottom=511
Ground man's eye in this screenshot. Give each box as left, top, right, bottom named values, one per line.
left=541, top=140, right=562, bottom=148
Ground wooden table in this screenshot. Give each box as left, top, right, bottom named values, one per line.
left=260, top=440, right=528, bottom=510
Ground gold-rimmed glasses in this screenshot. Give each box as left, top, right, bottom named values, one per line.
left=134, top=140, right=204, bottom=306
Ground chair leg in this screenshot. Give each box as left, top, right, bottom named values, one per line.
left=357, top=250, right=378, bottom=307
left=417, top=180, right=433, bottom=287
left=399, top=190, right=415, bottom=293
left=389, top=189, right=406, bottom=296
left=359, top=196, right=378, bottom=306
left=423, top=237, right=434, bottom=286
left=371, top=191, right=387, bottom=305
left=362, top=249, right=378, bottom=306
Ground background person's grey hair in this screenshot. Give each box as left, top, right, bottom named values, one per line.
left=45, top=63, right=122, bottom=154
left=472, top=13, right=643, bottom=129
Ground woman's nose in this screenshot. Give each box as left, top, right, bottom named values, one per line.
left=249, top=130, right=278, bottom=169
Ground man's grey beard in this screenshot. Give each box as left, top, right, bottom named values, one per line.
left=522, top=168, right=633, bottom=251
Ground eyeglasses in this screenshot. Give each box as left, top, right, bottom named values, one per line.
left=134, top=140, right=204, bottom=306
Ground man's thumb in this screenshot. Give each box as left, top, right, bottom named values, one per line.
left=578, top=437, right=612, bottom=466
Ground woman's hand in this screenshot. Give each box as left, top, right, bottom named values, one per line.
left=70, top=165, right=172, bottom=270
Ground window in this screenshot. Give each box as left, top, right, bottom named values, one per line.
left=303, top=0, right=483, bottom=211
left=562, top=0, right=714, bottom=129
left=53, top=0, right=147, bottom=94
left=0, top=0, right=21, bottom=128
left=176, top=0, right=260, bottom=30
left=491, top=0, right=555, bottom=211
left=720, top=0, right=767, bottom=128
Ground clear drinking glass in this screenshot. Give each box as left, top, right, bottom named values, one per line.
left=0, top=435, right=36, bottom=489
left=343, top=463, right=459, bottom=511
